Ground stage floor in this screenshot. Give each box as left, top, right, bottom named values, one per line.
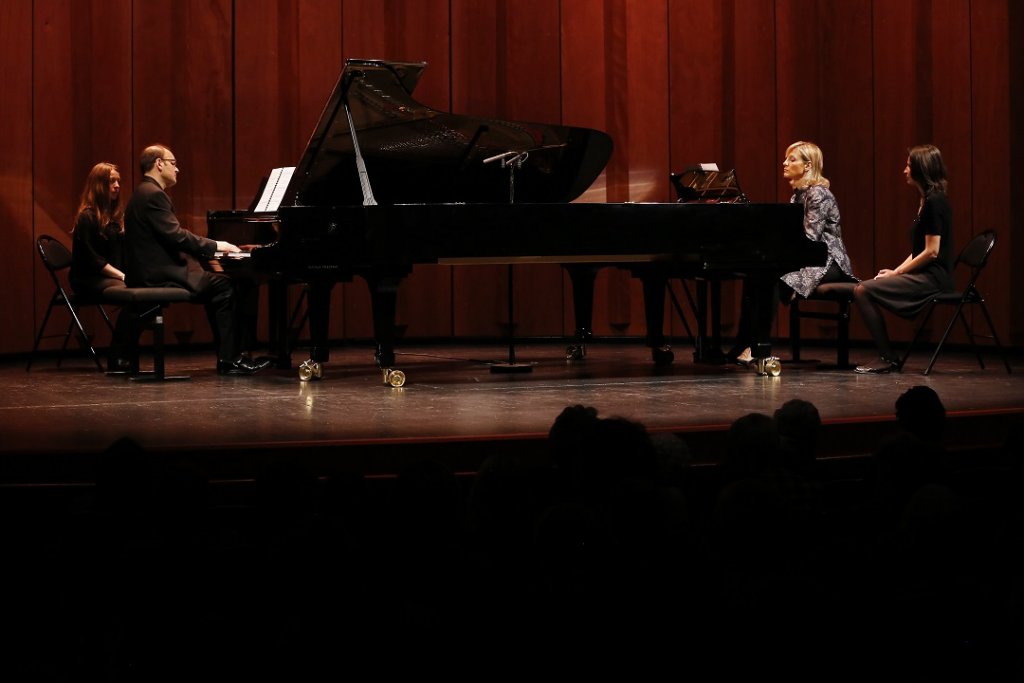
left=3, top=340, right=1023, bottom=483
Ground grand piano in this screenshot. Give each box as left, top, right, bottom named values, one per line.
left=212, top=58, right=825, bottom=384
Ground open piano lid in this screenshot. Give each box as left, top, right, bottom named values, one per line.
left=284, top=58, right=613, bottom=207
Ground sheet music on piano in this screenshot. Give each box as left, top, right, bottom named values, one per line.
left=253, top=167, right=295, bottom=213
left=212, top=167, right=293, bottom=259
left=670, top=163, right=746, bottom=203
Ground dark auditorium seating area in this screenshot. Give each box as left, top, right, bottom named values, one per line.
left=4, top=400, right=1023, bottom=678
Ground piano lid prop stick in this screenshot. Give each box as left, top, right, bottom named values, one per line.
left=459, top=125, right=490, bottom=171
left=343, top=91, right=377, bottom=207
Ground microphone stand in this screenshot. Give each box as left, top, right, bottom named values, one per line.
left=489, top=151, right=533, bottom=374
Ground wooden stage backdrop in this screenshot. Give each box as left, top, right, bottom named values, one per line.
left=2, top=0, right=1022, bottom=357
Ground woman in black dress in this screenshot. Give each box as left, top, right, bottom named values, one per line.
left=852, top=145, right=954, bottom=373
left=69, top=162, right=136, bottom=370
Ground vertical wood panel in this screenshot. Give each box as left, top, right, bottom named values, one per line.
left=342, top=0, right=452, bottom=341
left=1008, top=2, right=1024, bottom=346
left=873, top=0, right=980, bottom=347
left=668, top=0, right=765, bottom=343
left=0, top=0, right=34, bottom=355
left=235, top=0, right=343, bottom=206
left=731, top=1, right=776, bottom=203
left=669, top=0, right=726, bottom=167
left=501, top=1, right=568, bottom=339
left=929, top=0, right=974, bottom=345
left=450, top=0, right=504, bottom=340
left=561, top=1, right=612, bottom=339
left=562, top=0, right=666, bottom=340
left=814, top=0, right=874, bottom=281
left=667, top=0, right=728, bottom=342
left=871, top=0, right=923, bottom=344
left=873, top=1, right=919, bottom=274
left=617, top=0, right=670, bottom=338
left=561, top=0, right=617, bottom=338
left=33, top=0, right=133, bottom=352
left=234, top=0, right=343, bottom=346
left=132, top=0, right=234, bottom=349
left=776, top=0, right=874, bottom=225
left=623, top=1, right=671, bottom=204
left=728, top=0, right=779, bottom=341
left=451, top=0, right=565, bottom=339
left=971, top=0, right=1013, bottom=343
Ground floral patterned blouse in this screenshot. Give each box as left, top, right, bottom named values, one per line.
left=781, top=184, right=856, bottom=297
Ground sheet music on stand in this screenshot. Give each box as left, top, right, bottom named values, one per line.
left=253, top=167, right=295, bottom=213
left=670, top=163, right=747, bottom=203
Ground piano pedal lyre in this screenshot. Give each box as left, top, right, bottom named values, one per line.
left=651, top=345, right=675, bottom=366
left=298, top=359, right=322, bottom=382
left=752, top=343, right=781, bottom=377
left=754, top=357, right=782, bottom=377
left=382, top=368, right=406, bottom=387
left=566, top=328, right=592, bottom=361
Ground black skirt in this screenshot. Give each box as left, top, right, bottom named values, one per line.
left=857, top=264, right=952, bottom=319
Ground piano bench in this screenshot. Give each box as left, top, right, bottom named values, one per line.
left=788, top=281, right=857, bottom=369
left=102, top=287, right=195, bottom=382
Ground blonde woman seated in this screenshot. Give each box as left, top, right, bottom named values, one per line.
left=729, top=141, right=856, bottom=364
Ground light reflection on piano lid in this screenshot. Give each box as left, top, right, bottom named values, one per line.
left=285, top=58, right=613, bottom=208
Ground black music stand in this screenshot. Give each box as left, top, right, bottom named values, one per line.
left=490, top=151, right=533, bottom=374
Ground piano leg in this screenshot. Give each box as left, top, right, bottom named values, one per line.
left=365, top=270, right=408, bottom=386
left=564, top=265, right=600, bottom=360
left=307, top=279, right=334, bottom=366
left=267, top=278, right=292, bottom=369
left=692, top=278, right=728, bottom=364
left=640, top=272, right=674, bottom=366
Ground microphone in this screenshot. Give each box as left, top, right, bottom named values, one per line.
left=483, top=143, right=569, bottom=165
left=483, top=150, right=522, bottom=164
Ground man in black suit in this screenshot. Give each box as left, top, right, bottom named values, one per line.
left=124, top=144, right=264, bottom=375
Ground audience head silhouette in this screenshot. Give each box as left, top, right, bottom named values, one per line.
left=774, top=398, right=821, bottom=475
left=895, top=385, right=946, bottom=443
left=724, top=412, right=780, bottom=480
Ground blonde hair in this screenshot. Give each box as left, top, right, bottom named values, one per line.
left=786, top=141, right=829, bottom=189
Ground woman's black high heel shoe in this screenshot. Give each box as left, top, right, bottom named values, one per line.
left=854, top=358, right=902, bottom=374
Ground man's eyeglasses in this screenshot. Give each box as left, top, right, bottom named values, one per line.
left=159, top=158, right=178, bottom=167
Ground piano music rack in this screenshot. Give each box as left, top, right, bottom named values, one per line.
left=670, top=168, right=747, bottom=204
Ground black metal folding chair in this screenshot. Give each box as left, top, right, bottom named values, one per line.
left=26, top=235, right=113, bottom=371
left=899, top=230, right=1011, bottom=375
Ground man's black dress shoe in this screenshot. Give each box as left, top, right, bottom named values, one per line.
left=217, top=356, right=264, bottom=376
left=854, top=359, right=902, bottom=374
left=240, top=354, right=274, bottom=371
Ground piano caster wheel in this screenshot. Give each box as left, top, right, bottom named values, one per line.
left=382, top=368, right=406, bottom=387
left=755, top=357, right=782, bottom=377
left=651, top=345, right=674, bottom=366
left=298, top=360, right=322, bottom=382
left=566, top=344, right=586, bottom=361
